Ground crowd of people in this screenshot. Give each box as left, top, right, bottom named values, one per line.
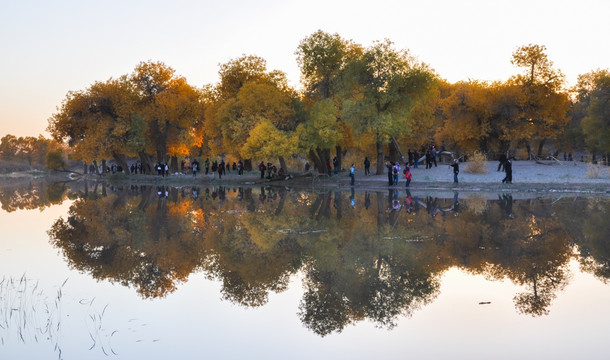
left=87, top=142, right=523, bottom=187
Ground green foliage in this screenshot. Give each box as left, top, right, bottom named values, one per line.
left=46, top=149, right=65, bottom=170
left=343, top=39, right=436, bottom=144
left=579, top=70, right=610, bottom=153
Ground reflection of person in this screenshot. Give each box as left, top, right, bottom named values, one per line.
left=498, top=194, right=513, bottom=218
left=502, top=159, right=512, bottom=184
left=450, top=159, right=459, bottom=184
left=453, top=191, right=459, bottom=216
left=350, top=187, right=355, bottom=208
left=404, top=190, right=413, bottom=212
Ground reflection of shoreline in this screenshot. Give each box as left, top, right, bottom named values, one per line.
left=5, top=168, right=609, bottom=195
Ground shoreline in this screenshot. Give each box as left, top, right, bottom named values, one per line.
left=1, top=161, right=609, bottom=195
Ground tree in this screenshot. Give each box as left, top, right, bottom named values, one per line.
left=436, top=81, right=492, bottom=154
left=344, top=40, right=436, bottom=174
left=130, top=61, right=202, bottom=171
left=46, top=149, right=65, bottom=170
left=47, top=77, right=144, bottom=173
left=576, top=70, right=610, bottom=156
left=205, top=55, right=302, bottom=171
left=508, top=44, right=570, bottom=157
left=296, top=30, right=359, bottom=172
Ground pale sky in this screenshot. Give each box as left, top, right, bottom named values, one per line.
left=1, top=0, right=609, bottom=137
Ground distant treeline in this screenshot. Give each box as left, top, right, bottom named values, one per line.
left=14, top=31, right=610, bottom=175
left=0, top=134, right=68, bottom=171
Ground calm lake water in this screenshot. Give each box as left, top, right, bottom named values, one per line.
left=1, top=181, right=609, bottom=359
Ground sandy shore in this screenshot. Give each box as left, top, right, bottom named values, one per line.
left=2, top=161, right=609, bottom=195
left=348, top=160, right=610, bottom=194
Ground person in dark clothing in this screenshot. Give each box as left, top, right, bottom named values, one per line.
left=205, top=158, right=210, bottom=174
left=450, top=159, right=459, bottom=184
left=333, top=156, right=339, bottom=175
left=349, top=164, right=355, bottom=186
left=498, top=153, right=507, bottom=171
left=502, top=159, right=512, bottom=184
left=211, top=161, right=218, bottom=178
left=259, top=161, right=266, bottom=179
left=364, top=157, right=371, bottom=176
left=386, top=163, right=394, bottom=186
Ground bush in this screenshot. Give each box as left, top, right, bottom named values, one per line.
left=45, top=150, right=65, bottom=170
left=585, top=164, right=610, bottom=179
left=465, top=151, right=488, bottom=174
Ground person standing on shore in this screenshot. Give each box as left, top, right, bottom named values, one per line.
left=404, top=165, right=412, bottom=188
left=349, top=164, right=355, bottom=186
left=386, top=162, right=394, bottom=186
left=498, top=153, right=507, bottom=172
left=192, top=159, right=199, bottom=177
left=450, top=159, right=459, bottom=184
left=333, top=156, right=339, bottom=175
left=392, top=162, right=400, bottom=185
left=364, top=157, right=370, bottom=176
left=502, top=158, right=512, bottom=184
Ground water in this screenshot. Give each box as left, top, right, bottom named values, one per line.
left=0, top=181, right=609, bottom=359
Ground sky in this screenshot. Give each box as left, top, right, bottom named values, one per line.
left=1, top=0, right=609, bottom=137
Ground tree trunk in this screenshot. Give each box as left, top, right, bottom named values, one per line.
left=537, top=139, right=546, bottom=157
left=526, top=144, right=532, bottom=160
left=139, top=151, right=154, bottom=174
left=376, top=142, right=384, bottom=175
left=101, top=159, right=107, bottom=174
left=112, top=152, right=130, bottom=175
left=170, top=156, right=178, bottom=173
left=335, top=145, right=343, bottom=172
left=83, top=162, right=88, bottom=174
left=93, top=160, right=101, bottom=175
left=244, top=159, right=252, bottom=171
left=388, top=141, right=398, bottom=163
left=317, top=148, right=331, bottom=174
left=309, top=149, right=324, bottom=173
left=278, top=156, right=288, bottom=174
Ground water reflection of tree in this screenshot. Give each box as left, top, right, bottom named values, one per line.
left=43, top=184, right=610, bottom=331
left=0, top=181, right=67, bottom=212
left=298, top=191, right=442, bottom=336
left=49, top=187, right=206, bottom=298
left=577, top=199, right=610, bottom=282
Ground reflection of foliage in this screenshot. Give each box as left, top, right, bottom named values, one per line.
left=201, top=197, right=303, bottom=307
left=0, top=181, right=67, bottom=212
left=578, top=200, right=610, bottom=282
left=38, top=183, right=610, bottom=333
left=49, top=188, right=206, bottom=298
